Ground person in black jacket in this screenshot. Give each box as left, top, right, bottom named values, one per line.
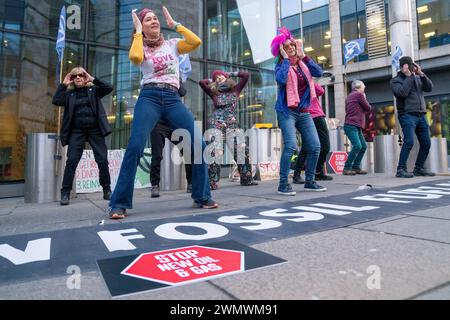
left=390, top=56, right=435, bottom=178
left=52, top=67, right=113, bottom=205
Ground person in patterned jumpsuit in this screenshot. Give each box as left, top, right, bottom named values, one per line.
left=199, top=70, right=258, bottom=189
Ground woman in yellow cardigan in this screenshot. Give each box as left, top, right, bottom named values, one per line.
left=109, top=7, right=218, bottom=219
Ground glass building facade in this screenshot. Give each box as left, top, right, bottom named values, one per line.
left=0, top=0, right=278, bottom=189
left=1, top=0, right=449, bottom=194
left=280, top=0, right=332, bottom=69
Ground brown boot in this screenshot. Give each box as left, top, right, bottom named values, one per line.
left=342, top=169, right=356, bottom=175
left=353, top=168, right=367, bottom=175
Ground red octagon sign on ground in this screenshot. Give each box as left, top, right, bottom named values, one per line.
left=121, top=245, right=245, bottom=285
left=328, top=151, right=348, bottom=174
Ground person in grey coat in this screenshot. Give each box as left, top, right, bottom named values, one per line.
left=390, top=56, right=434, bottom=178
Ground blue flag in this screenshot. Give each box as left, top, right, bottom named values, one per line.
left=179, top=54, right=192, bottom=83
left=391, top=45, right=403, bottom=71
left=56, top=6, right=66, bottom=62
left=344, top=38, right=366, bottom=65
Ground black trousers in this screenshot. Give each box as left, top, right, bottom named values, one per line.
left=62, top=127, right=111, bottom=193
left=295, top=116, right=330, bottom=174
left=150, top=121, right=192, bottom=186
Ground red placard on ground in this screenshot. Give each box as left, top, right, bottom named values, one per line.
left=121, top=245, right=244, bottom=285
left=98, top=241, right=286, bottom=297
left=326, top=151, right=348, bottom=174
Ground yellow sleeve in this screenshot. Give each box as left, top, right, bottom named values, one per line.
left=176, top=25, right=202, bottom=54
left=129, top=33, right=144, bottom=65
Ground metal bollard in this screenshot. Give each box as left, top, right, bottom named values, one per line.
left=374, top=134, right=401, bottom=175
left=24, top=133, right=57, bottom=203
left=159, top=138, right=186, bottom=191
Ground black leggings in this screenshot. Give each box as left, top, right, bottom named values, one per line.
left=294, top=116, right=330, bottom=174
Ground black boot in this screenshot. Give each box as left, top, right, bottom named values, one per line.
left=60, top=191, right=70, bottom=206
left=103, top=186, right=112, bottom=200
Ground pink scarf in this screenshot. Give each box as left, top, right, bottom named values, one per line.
left=286, top=59, right=321, bottom=112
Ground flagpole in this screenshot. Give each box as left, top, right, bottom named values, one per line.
left=55, top=6, right=66, bottom=177
left=55, top=53, right=63, bottom=176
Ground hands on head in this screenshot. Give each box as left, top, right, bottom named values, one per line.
left=131, top=6, right=177, bottom=34
left=63, top=67, right=94, bottom=86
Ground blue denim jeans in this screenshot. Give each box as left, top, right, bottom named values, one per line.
left=397, top=113, right=431, bottom=171
left=277, top=110, right=320, bottom=185
left=109, top=87, right=211, bottom=209
left=343, top=124, right=367, bottom=170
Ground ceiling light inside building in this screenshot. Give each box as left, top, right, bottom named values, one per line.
left=68, top=60, right=72, bottom=64
left=417, top=5, right=428, bottom=14
left=232, top=20, right=240, bottom=26
left=424, top=31, right=435, bottom=38
left=244, top=50, right=251, bottom=56
left=419, top=18, right=432, bottom=25
left=324, top=44, right=331, bottom=48
left=317, top=56, right=327, bottom=61
left=211, top=27, right=218, bottom=33
left=304, top=46, right=314, bottom=52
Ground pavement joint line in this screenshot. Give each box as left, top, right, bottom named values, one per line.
left=399, top=214, right=450, bottom=222
left=0, top=204, right=20, bottom=218
left=346, top=226, right=450, bottom=246
left=87, top=198, right=110, bottom=213
left=206, top=280, right=239, bottom=300
left=406, top=280, right=450, bottom=300
left=348, top=215, right=410, bottom=228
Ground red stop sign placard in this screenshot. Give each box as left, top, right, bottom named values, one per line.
left=328, top=151, right=348, bottom=174
left=121, top=245, right=244, bottom=285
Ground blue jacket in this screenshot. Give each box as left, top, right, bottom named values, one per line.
left=275, top=56, right=323, bottom=115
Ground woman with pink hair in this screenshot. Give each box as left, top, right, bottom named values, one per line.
left=271, top=27, right=326, bottom=195
left=108, top=7, right=218, bottom=219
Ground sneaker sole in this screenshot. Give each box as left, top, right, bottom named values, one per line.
left=304, top=188, right=327, bottom=192
left=277, top=191, right=297, bottom=196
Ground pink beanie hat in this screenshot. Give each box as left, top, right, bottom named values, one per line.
left=270, top=27, right=294, bottom=57
left=211, top=70, right=228, bottom=82
left=138, top=8, right=154, bottom=23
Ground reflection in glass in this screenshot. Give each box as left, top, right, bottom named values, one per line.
left=0, top=32, right=82, bottom=182
left=280, top=5, right=332, bottom=69
left=1, top=0, right=84, bottom=40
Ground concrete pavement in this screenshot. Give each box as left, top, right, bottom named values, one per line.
left=1, top=173, right=450, bottom=300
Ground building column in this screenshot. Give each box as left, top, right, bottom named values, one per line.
left=329, top=0, right=346, bottom=123
left=388, top=0, right=416, bottom=61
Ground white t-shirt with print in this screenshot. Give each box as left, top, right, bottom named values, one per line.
left=141, top=38, right=180, bottom=89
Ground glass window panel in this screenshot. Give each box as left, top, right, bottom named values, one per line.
left=283, top=6, right=332, bottom=69
left=0, top=32, right=82, bottom=182
left=88, top=0, right=203, bottom=58
left=302, top=0, right=329, bottom=12
left=281, top=0, right=300, bottom=18
left=207, top=0, right=277, bottom=68
left=204, top=63, right=276, bottom=132
left=417, top=0, right=450, bottom=49
left=340, top=0, right=368, bottom=63
left=1, top=0, right=85, bottom=40
left=88, top=45, right=139, bottom=149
